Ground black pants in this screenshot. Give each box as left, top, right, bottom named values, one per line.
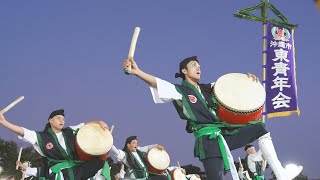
left=203, top=157, right=224, bottom=180
left=49, top=159, right=105, bottom=180
left=202, top=124, right=268, bottom=180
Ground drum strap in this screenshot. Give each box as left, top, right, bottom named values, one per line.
left=127, top=168, right=149, bottom=180
left=166, top=169, right=172, bottom=180
left=193, top=126, right=240, bottom=180
left=191, top=121, right=264, bottom=134
left=101, top=161, right=112, bottom=180
left=253, top=175, right=264, bottom=180
left=49, top=159, right=111, bottom=180
left=50, top=160, right=81, bottom=180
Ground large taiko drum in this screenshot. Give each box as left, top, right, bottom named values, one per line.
left=213, top=73, right=266, bottom=124
left=75, top=123, right=113, bottom=161
left=146, top=148, right=170, bottom=175
left=170, top=168, right=186, bottom=180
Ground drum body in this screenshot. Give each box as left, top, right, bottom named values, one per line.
left=75, top=123, right=113, bottom=160
left=146, top=148, right=170, bottom=175
left=213, top=73, right=266, bottom=124
left=170, top=168, right=186, bottom=180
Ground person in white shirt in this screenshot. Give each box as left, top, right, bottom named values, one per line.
left=16, top=160, right=37, bottom=179
left=0, top=109, right=110, bottom=180
left=243, top=145, right=266, bottom=180
left=122, top=56, right=302, bottom=180
left=111, top=136, right=165, bottom=180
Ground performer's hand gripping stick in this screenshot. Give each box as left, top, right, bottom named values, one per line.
left=124, top=27, right=140, bottom=75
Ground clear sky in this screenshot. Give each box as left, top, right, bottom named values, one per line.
left=0, top=1, right=319, bottom=179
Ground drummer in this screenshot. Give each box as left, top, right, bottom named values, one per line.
left=0, top=109, right=110, bottom=180
left=167, top=166, right=187, bottom=180
left=123, top=56, right=299, bottom=180
left=16, top=160, right=37, bottom=179
left=111, top=136, right=167, bottom=180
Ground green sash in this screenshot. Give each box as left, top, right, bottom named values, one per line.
left=253, top=175, right=264, bottom=180
left=192, top=121, right=264, bottom=171
left=49, top=159, right=111, bottom=180
left=193, top=126, right=230, bottom=170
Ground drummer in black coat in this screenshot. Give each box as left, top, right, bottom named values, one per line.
left=0, top=109, right=110, bottom=180
left=122, top=56, right=301, bottom=180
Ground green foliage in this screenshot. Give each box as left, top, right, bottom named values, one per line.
left=234, top=1, right=297, bottom=29
left=0, top=137, right=42, bottom=179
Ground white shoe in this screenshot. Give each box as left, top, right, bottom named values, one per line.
left=258, top=133, right=290, bottom=180
left=285, top=164, right=303, bottom=180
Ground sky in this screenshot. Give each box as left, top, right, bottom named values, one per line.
left=0, top=1, right=319, bottom=179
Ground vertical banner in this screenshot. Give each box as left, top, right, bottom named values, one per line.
left=265, top=23, right=300, bottom=118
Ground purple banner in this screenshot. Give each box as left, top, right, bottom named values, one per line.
left=265, top=23, right=300, bottom=118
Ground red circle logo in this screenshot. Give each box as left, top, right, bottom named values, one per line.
left=188, top=95, right=197, bottom=103
left=46, top=142, right=54, bottom=150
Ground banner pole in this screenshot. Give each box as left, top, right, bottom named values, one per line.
left=262, top=22, right=267, bottom=123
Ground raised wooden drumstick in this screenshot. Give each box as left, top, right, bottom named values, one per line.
left=110, top=125, right=114, bottom=133
left=238, top=157, right=243, bottom=168
left=1, top=96, right=24, bottom=114
left=177, top=161, right=181, bottom=168
left=238, top=157, right=252, bottom=180
left=124, top=27, right=140, bottom=75
left=16, top=147, right=23, bottom=170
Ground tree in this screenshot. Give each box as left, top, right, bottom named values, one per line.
left=0, top=137, right=19, bottom=178
left=0, top=137, right=42, bottom=179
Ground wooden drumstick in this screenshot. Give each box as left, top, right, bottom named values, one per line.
left=124, top=27, right=140, bottom=75
left=238, top=157, right=252, bottom=180
left=1, top=96, right=24, bottom=114
left=16, top=147, right=23, bottom=170
left=110, top=125, right=114, bottom=133
left=177, top=161, right=181, bottom=168
left=238, top=157, right=243, bottom=169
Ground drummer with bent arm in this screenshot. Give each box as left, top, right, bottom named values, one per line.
left=122, top=56, right=298, bottom=180
left=111, top=136, right=168, bottom=180
left=0, top=109, right=110, bottom=180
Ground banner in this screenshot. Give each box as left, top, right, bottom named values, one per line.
left=265, top=23, right=300, bottom=118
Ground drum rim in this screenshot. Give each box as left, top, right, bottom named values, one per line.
left=147, top=148, right=170, bottom=170
left=76, top=123, right=113, bottom=155
left=213, top=73, right=265, bottom=112
left=172, top=168, right=186, bottom=179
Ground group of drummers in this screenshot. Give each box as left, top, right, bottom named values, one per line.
left=0, top=109, right=201, bottom=180
left=0, top=55, right=303, bottom=180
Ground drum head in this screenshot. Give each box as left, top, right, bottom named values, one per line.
left=147, top=148, right=170, bottom=170
left=173, top=168, right=186, bottom=180
left=76, top=123, right=113, bottom=156
left=188, top=174, right=201, bottom=180
left=214, top=73, right=266, bottom=112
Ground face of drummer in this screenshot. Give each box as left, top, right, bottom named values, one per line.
left=49, top=115, right=65, bottom=132
left=246, top=147, right=256, bottom=155
left=127, top=139, right=138, bottom=152
left=182, top=60, right=201, bottom=82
